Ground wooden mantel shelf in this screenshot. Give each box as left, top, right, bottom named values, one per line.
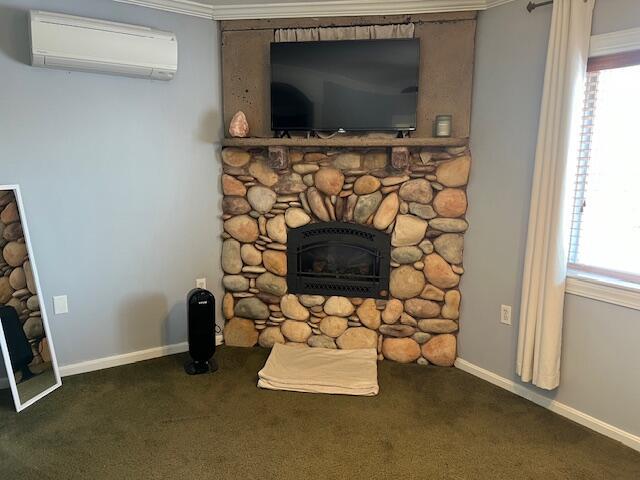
left=220, top=137, right=468, bottom=148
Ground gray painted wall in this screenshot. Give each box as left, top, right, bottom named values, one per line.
left=0, top=0, right=223, bottom=372
left=592, top=0, right=640, bottom=35
left=462, top=0, right=640, bottom=437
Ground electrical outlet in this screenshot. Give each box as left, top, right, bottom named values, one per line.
left=53, top=295, right=69, bottom=315
left=500, top=304, right=512, bottom=325
left=196, top=278, right=207, bottom=289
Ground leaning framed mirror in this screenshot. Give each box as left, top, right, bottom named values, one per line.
left=0, top=185, right=61, bottom=411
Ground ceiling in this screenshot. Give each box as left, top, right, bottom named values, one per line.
left=113, top=0, right=519, bottom=20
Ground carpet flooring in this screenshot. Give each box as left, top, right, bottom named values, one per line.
left=0, top=346, right=638, bottom=479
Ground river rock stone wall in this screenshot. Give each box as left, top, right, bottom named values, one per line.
left=0, top=190, right=50, bottom=376
left=220, top=144, right=471, bottom=365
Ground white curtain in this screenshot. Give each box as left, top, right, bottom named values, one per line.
left=274, top=24, right=414, bottom=42
left=516, top=0, right=595, bottom=390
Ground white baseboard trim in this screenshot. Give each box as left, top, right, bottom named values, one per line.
left=59, top=334, right=224, bottom=377
left=454, top=358, right=640, bottom=452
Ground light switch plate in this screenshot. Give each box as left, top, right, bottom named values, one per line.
left=53, top=295, right=69, bottom=315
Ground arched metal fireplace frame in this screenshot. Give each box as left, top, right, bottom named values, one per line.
left=286, top=221, right=391, bottom=299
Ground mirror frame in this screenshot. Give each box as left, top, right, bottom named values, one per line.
left=0, top=184, right=62, bottom=412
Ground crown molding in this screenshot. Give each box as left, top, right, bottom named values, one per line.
left=212, top=1, right=487, bottom=21
left=113, top=0, right=520, bottom=20
left=112, top=0, right=214, bottom=19
left=484, top=0, right=516, bottom=7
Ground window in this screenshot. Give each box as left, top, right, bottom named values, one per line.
left=567, top=51, right=640, bottom=286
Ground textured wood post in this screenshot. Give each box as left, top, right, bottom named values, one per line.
left=391, top=147, right=410, bottom=169
left=268, top=146, right=289, bottom=169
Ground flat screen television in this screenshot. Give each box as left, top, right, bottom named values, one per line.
left=271, top=39, right=419, bottom=132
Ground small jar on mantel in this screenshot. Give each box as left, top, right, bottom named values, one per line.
left=434, top=115, right=452, bottom=138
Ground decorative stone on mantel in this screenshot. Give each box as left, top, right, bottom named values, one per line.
left=219, top=141, right=471, bottom=366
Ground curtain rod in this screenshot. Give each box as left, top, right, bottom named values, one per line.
left=526, top=1, right=553, bottom=12
left=527, top=0, right=588, bottom=13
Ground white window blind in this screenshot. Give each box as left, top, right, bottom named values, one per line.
left=568, top=58, right=640, bottom=284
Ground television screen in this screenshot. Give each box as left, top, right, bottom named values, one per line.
left=271, top=39, right=419, bottom=132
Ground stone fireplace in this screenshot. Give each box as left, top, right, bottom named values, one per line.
left=220, top=143, right=470, bottom=366
left=287, top=221, right=390, bottom=298
left=218, top=11, right=475, bottom=366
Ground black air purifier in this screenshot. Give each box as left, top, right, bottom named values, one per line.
left=185, top=288, right=217, bottom=375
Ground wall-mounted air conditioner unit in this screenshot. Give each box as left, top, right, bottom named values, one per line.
left=29, top=10, right=178, bottom=80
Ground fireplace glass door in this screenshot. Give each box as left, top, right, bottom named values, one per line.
left=299, top=243, right=378, bottom=279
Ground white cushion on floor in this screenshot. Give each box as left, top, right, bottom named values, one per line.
left=258, top=343, right=379, bottom=396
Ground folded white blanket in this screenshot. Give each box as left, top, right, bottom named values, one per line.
left=258, top=343, right=379, bottom=396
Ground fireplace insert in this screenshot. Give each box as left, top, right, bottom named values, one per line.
left=287, top=222, right=390, bottom=298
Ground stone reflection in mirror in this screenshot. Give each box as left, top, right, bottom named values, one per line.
left=0, top=186, right=61, bottom=411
